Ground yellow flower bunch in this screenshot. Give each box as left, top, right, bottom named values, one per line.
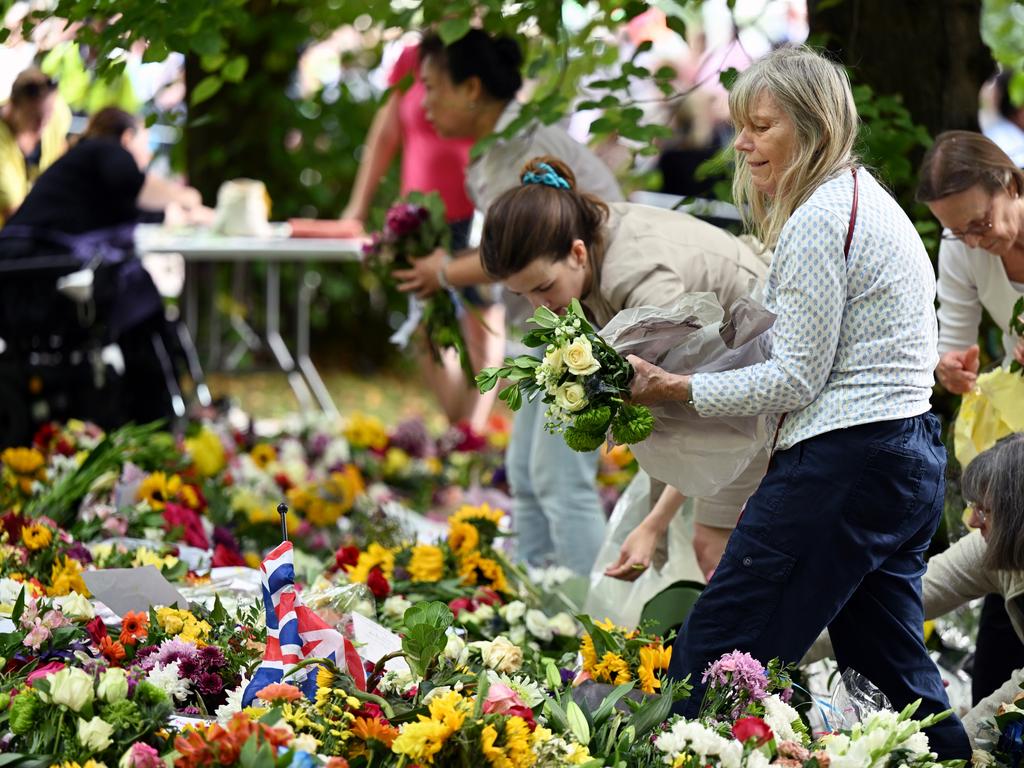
left=408, top=544, right=445, bottom=583
left=232, top=489, right=278, bottom=525
left=638, top=643, right=673, bottom=694
left=343, top=413, right=388, bottom=451
left=447, top=520, right=480, bottom=556
left=156, top=607, right=211, bottom=644
left=48, top=556, right=88, bottom=597
left=457, top=551, right=509, bottom=595
left=289, top=465, right=365, bottom=528
left=21, top=523, right=53, bottom=551
left=580, top=617, right=672, bottom=694
left=348, top=543, right=395, bottom=584
left=383, top=447, right=411, bottom=477
left=184, top=427, right=226, bottom=477
left=392, top=690, right=473, bottom=765
left=250, top=443, right=277, bottom=469
left=136, top=471, right=182, bottom=510
left=480, top=716, right=535, bottom=768
left=2, top=446, right=47, bottom=495
left=132, top=548, right=179, bottom=572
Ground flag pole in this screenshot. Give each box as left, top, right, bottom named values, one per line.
left=278, top=502, right=289, bottom=542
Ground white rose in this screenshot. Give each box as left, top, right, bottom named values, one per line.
left=97, top=668, right=129, bottom=703
left=77, top=716, right=114, bottom=751
left=443, top=633, right=467, bottom=663
left=469, top=604, right=495, bottom=623
left=499, top=600, right=527, bottom=624
left=973, top=749, right=996, bottom=768
left=55, top=591, right=95, bottom=621
left=554, top=383, right=587, bottom=413
left=49, top=666, right=95, bottom=712
left=564, top=336, right=600, bottom=376
left=381, top=595, right=412, bottom=620
left=480, top=636, right=524, bottom=674
left=508, top=625, right=527, bottom=646
left=422, top=685, right=452, bottom=705
left=547, top=612, right=578, bottom=637
left=525, top=609, right=554, bottom=642
left=543, top=345, right=565, bottom=374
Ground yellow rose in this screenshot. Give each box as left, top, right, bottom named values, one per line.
left=564, top=336, right=600, bottom=376
left=555, top=383, right=588, bottom=412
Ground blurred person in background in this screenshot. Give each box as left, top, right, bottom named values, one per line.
left=980, top=71, right=1024, bottom=168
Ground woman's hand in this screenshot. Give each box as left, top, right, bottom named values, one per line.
left=935, top=345, right=980, bottom=394
left=394, top=247, right=446, bottom=299
left=628, top=355, right=691, bottom=406
left=604, top=521, right=660, bottom=581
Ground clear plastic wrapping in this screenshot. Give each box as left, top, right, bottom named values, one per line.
left=600, top=293, right=775, bottom=497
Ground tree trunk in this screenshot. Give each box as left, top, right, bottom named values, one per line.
left=808, top=0, right=992, bottom=137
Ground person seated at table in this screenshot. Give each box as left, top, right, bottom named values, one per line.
left=1, top=106, right=210, bottom=240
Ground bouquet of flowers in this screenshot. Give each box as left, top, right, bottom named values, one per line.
left=1010, top=296, right=1024, bottom=375
left=363, top=192, right=473, bottom=379
left=476, top=300, right=654, bottom=453
left=577, top=616, right=675, bottom=695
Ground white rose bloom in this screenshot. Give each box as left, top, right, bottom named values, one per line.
left=471, top=604, right=496, bottom=623
left=525, top=609, right=554, bottom=642
left=508, top=624, right=527, bottom=646
left=480, top=636, right=524, bottom=674
left=382, top=595, right=412, bottom=620
left=564, top=336, right=600, bottom=376
left=547, top=612, right=578, bottom=637
left=77, top=716, right=114, bottom=752
left=544, top=345, right=565, bottom=373
left=499, top=600, right=527, bottom=624
left=554, top=382, right=587, bottom=413
left=443, top=633, right=467, bottom=663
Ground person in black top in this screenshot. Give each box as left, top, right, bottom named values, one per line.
left=4, top=107, right=208, bottom=235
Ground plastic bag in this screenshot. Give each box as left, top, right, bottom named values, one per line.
left=303, top=574, right=377, bottom=637
left=954, top=368, right=1024, bottom=467
left=601, top=293, right=775, bottom=497
left=828, top=667, right=893, bottom=730
left=583, top=469, right=704, bottom=628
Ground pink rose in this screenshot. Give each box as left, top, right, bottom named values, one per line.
left=483, top=682, right=526, bottom=716
left=27, top=660, right=65, bottom=685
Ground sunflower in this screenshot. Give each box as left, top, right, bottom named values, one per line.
left=637, top=661, right=661, bottom=694
left=21, top=523, right=52, bottom=551
left=136, top=471, right=182, bottom=510
left=640, top=642, right=672, bottom=671
left=449, top=503, right=505, bottom=527
left=457, top=551, right=509, bottom=594
left=408, top=544, right=445, bottom=583
left=2, top=447, right=46, bottom=494
left=447, top=520, right=479, bottom=556
left=119, top=610, right=149, bottom=646
left=501, top=716, right=535, bottom=768
left=348, top=543, right=395, bottom=583
left=250, top=443, right=277, bottom=469
left=343, top=413, right=389, bottom=451
left=351, top=716, right=399, bottom=748
left=593, top=651, right=631, bottom=685
left=580, top=634, right=598, bottom=674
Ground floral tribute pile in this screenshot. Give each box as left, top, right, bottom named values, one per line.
left=0, top=415, right=968, bottom=767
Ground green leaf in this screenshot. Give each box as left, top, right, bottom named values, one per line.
left=719, top=67, right=740, bottom=90
left=211, top=594, right=228, bottom=625
left=191, top=75, right=223, bottom=106
left=627, top=691, right=674, bottom=737
left=438, top=18, right=471, bottom=44
left=531, top=305, right=560, bottom=329
left=401, top=601, right=453, bottom=678
left=592, top=681, right=636, bottom=725
left=222, top=55, right=248, bottom=83
left=10, top=586, right=25, bottom=625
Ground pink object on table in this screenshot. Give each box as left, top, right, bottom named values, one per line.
left=389, top=45, right=475, bottom=223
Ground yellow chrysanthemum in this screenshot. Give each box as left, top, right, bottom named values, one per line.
left=21, top=523, right=52, bottom=551
left=593, top=651, right=632, bottom=685
left=184, top=427, right=226, bottom=477
left=47, top=556, right=88, bottom=597
left=178, top=617, right=212, bottom=644
left=250, top=443, right=277, bottom=469
left=348, top=543, right=395, bottom=583
left=392, top=719, right=451, bottom=764
left=458, top=551, right=509, bottom=594
left=2, top=446, right=45, bottom=475
left=450, top=502, right=505, bottom=527
left=427, top=689, right=470, bottom=732
left=481, top=724, right=507, bottom=768
left=136, top=471, right=182, bottom=510
left=492, top=716, right=535, bottom=768
left=408, top=544, right=445, bottom=583
left=156, top=606, right=190, bottom=635
left=447, top=520, right=479, bottom=556
left=343, top=413, right=388, bottom=451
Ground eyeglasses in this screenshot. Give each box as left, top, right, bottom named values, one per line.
left=942, top=202, right=994, bottom=242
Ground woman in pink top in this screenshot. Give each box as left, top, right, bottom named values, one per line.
left=340, top=43, right=505, bottom=431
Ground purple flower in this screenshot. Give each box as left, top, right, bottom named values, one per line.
left=390, top=419, right=432, bottom=459
left=702, top=650, right=769, bottom=702
left=180, top=705, right=201, bottom=715
left=196, top=671, right=224, bottom=695
left=134, top=644, right=159, bottom=670
left=198, top=645, right=226, bottom=668
left=179, top=655, right=201, bottom=680
left=154, top=638, right=199, bottom=671
left=213, top=526, right=238, bottom=550
left=384, top=203, right=429, bottom=239
left=65, top=542, right=93, bottom=564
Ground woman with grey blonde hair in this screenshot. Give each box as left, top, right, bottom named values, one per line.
left=629, top=45, right=971, bottom=758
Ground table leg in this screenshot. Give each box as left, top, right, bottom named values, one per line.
left=296, top=268, right=339, bottom=417
left=266, top=261, right=314, bottom=411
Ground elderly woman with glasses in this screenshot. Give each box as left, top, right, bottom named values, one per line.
left=917, top=131, right=1024, bottom=394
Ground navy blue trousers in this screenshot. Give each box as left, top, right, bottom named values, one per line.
left=668, top=413, right=971, bottom=760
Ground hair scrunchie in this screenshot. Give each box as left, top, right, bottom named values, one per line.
left=521, top=162, right=570, bottom=190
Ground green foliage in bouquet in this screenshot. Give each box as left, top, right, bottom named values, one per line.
left=363, top=191, right=474, bottom=379
left=1010, top=296, right=1024, bottom=375
left=477, top=300, right=654, bottom=452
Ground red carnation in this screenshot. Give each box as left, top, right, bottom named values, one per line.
left=334, top=545, right=360, bottom=573
left=366, top=566, right=390, bottom=600
left=212, top=544, right=246, bottom=567
left=732, top=717, right=774, bottom=747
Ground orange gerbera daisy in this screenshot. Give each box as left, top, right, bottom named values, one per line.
left=99, top=635, right=126, bottom=665
left=351, top=716, right=399, bottom=748
left=119, top=610, right=149, bottom=646
left=255, top=682, right=303, bottom=704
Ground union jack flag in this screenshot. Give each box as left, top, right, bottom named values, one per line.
left=242, top=540, right=365, bottom=707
